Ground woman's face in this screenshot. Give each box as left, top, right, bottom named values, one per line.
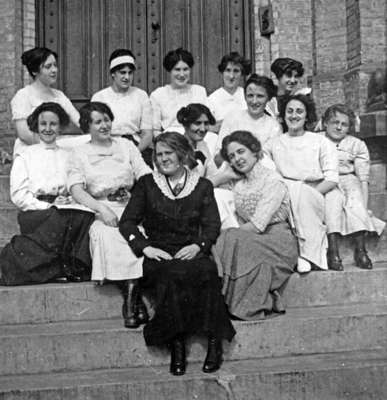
left=245, top=83, right=269, bottom=118
left=89, top=111, right=112, bottom=142
left=36, top=54, right=58, bottom=86
left=111, top=65, right=134, bottom=92
left=170, top=60, right=191, bottom=88
left=37, top=111, right=60, bottom=145
left=227, top=141, right=258, bottom=174
left=285, top=99, right=307, bottom=133
left=278, top=70, right=300, bottom=94
left=155, top=142, right=182, bottom=177
left=223, top=62, right=243, bottom=92
left=325, top=111, right=350, bottom=142
left=186, top=113, right=210, bottom=144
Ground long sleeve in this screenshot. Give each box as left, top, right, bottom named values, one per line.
left=119, top=176, right=151, bottom=257
left=354, top=139, right=370, bottom=182
left=126, top=140, right=152, bottom=179
left=150, top=90, right=163, bottom=133
left=67, top=150, right=87, bottom=191
left=139, top=94, right=153, bottom=131
left=319, top=137, right=339, bottom=183
left=216, top=116, right=232, bottom=154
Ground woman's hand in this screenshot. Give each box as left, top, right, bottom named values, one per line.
left=54, top=195, right=72, bottom=205
left=143, top=246, right=173, bottom=261
left=96, top=204, right=118, bottom=227
left=174, top=244, right=201, bottom=260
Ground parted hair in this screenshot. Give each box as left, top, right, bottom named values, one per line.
left=163, top=48, right=194, bottom=72
left=217, top=52, right=252, bottom=75
left=279, top=94, right=315, bottom=131
left=322, top=103, right=356, bottom=133
left=220, top=130, right=262, bottom=163
left=244, top=74, right=277, bottom=100
left=21, top=47, right=58, bottom=78
left=79, top=102, right=114, bottom=134
left=270, top=57, right=304, bottom=79
left=27, top=102, right=69, bottom=133
left=153, top=131, right=198, bottom=170
left=176, top=103, right=216, bottom=127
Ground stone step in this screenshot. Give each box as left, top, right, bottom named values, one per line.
left=0, top=349, right=386, bottom=400
left=0, top=302, right=386, bottom=376
left=1, top=263, right=386, bottom=325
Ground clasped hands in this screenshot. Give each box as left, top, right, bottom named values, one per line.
left=143, top=244, right=201, bottom=261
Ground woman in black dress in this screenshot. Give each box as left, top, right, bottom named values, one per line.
left=119, top=131, right=235, bottom=376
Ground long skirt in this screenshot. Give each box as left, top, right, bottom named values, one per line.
left=141, top=255, right=236, bottom=346
left=0, top=207, right=94, bottom=286
left=89, top=200, right=143, bottom=281
left=213, top=222, right=298, bottom=320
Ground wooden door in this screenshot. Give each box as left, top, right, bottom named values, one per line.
left=37, top=0, right=254, bottom=108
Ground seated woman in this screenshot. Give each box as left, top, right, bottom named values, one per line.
left=208, top=52, right=251, bottom=133
left=68, top=102, right=151, bottom=328
left=212, top=131, right=298, bottom=320
left=91, top=48, right=153, bottom=166
left=10, top=47, right=82, bottom=155
left=267, top=95, right=339, bottom=273
left=214, top=74, right=282, bottom=167
left=119, top=132, right=235, bottom=376
left=0, top=102, right=94, bottom=285
left=322, top=104, right=385, bottom=270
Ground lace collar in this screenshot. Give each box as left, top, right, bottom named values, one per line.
left=152, top=168, right=200, bottom=200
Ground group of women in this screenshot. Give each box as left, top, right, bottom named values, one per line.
left=0, top=45, right=385, bottom=376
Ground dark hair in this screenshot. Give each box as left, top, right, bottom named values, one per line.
left=218, top=52, right=251, bottom=76
left=176, top=103, right=216, bottom=127
left=270, top=57, right=304, bottom=79
left=244, top=74, right=277, bottom=100
left=153, top=131, right=197, bottom=170
left=27, top=102, right=70, bottom=134
left=322, top=103, right=356, bottom=133
left=79, top=102, right=114, bottom=133
left=109, top=48, right=136, bottom=73
left=21, top=47, right=58, bottom=78
left=279, top=94, right=315, bottom=131
left=220, top=130, right=261, bottom=163
left=163, top=48, right=194, bottom=72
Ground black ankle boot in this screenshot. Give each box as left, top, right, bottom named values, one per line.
left=122, top=280, right=140, bottom=329
left=327, top=233, right=344, bottom=271
left=353, top=232, right=373, bottom=269
left=202, top=336, right=222, bottom=373
left=135, top=292, right=149, bottom=325
left=170, top=335, right=186, bottom=376
left=272, top=290, right=286, bottom=314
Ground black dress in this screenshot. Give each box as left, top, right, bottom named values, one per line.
left=119, top=171, right=236, bottom=346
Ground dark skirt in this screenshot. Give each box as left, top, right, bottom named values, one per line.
left=0, top=207, right=94, bottom=286
left=141, top=255, right=236, bottom=346
left=213, top=222, right=298, bottom=320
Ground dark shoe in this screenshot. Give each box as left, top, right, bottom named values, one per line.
left=136, top=295, right=149, bottom=325
left=122, top=281, right=140, bottom=329
left=202, top=337, right=222, bottom=373
left=63, top=263, right=85, bottom=282
left=272, top=290, right=286, bottom=314
left=170, top=336, right=186, bottom=376
left=354, top=249, right=373, bottom=270
left=50, top=276, right=69, bottom=283
left=327, top=254, right=344, bottom=271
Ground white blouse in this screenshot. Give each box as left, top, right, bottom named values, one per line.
left=208, top=86, right=247, bottom=122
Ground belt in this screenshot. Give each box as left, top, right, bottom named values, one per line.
left=37, top=194, right=58, bottom=203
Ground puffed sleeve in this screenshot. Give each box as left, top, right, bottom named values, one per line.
left=10, top=154, right=51, bottom=211
left=57, top=92, right=80, bottom=127
left=10, top=89, right=31, bottom=120
left=319, top=136, right=339, bottom=183
left=126, top=140, right=152, bottom=179
left=67, top=149, right=87, bottom=190
left=119, top=176, right=151, bottom=257
left=192, top=180, right=221, bottom=254
left=150, top=89, right=163, bottom=133
left=353, top=139, right=370, bottom=182
left=139, top=91, right=153, bottom=131
left=249, top=179, right=287, bottom=232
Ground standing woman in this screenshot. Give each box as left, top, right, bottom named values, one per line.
left=0, top=102, right=94, bottom=285
left=119, top=132, right=235, bottom=376
left=11, top=47, right=81, bottom=155
left=68, top=102, right=151, bottom=327
left=91, top=49, right=153, bottom=165
left=208, top=52, right=251, bottom=133
left=214, top=74, right=282, bottom=166
left=267, top=95, right=339, bottom=273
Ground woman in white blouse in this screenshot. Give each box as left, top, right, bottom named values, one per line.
left=91, top=49, right=153, bottom=165
left=0, top=102, right=94, bottom=285
left=10, top=47, right=81, bottom=155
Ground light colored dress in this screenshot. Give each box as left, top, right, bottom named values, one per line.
left=325, top=134, right=385, bottom=235
left=10, top=85, right=82, bottom=155
left=67, top=137, right=151, bottom=281
left=208, top=86, right=247, bottom=122
left=267, top=131, right=339, bottom=270
left=213, top=162, right=297, bottom=320
left=91, top=86, right=152, bottom=144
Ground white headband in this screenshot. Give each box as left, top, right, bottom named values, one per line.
left=109, top=55, right=136, bottom=71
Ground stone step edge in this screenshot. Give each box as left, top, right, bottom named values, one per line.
left=1, top=301, right=386, bottom=337
left=0, top=349, right=386, bottom=393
